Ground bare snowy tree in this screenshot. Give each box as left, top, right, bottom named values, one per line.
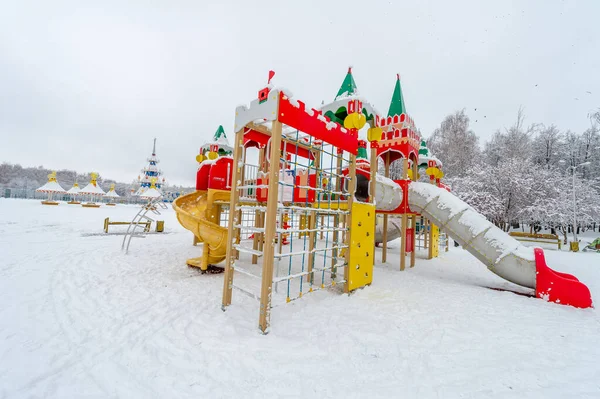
left=531, top=125, right=563, bottom=169
left=428, top=109, right=481, bottom=177
left=484, top=107, right=537, bottom=166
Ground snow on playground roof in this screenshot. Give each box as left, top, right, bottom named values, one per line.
left=201, top=138, right=233, bottom=153
left=79, top=183, right=106, bottom=195
left=418, top=153, right=443, bottom=167
left=36, top=181, right=66, bottom=193
left=201, top=125, right=233, bottom=153
left=319, top=94, right=381, bottom=121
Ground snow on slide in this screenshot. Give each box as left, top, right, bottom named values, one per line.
left=408, top=182, right=536, bottom=288
left=405, top=181, right=592, bottom=307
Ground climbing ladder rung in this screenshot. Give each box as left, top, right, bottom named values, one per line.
left=234, top=244, right=263, bottom=256
left=232, top=284, right=260, bottom=301
left=272, top=264, right=345, bottom=283
left=234, top=225, right=265, bottom=233
left=274, top=245, right=348, bottom=258
left=232, top=265, right=261, bottom=279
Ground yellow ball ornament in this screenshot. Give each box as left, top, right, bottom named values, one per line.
left=196, top=154, right=205, bottom=163
left=343, top=112, right=367, bottom=130
left=207, top=151, right=218, bottom=160
left=343, top=114, right=355, bottom=129
left=367, top=127, right=383, bottom=142
left=355, top=113, right=367, bottom=129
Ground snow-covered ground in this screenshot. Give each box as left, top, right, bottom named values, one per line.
left=1, top=198, right=599, bottom=398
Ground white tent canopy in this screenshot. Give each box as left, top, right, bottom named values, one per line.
left=80, top=183, right=106, bottom=196
left=36, top=181, right=66, bottom=194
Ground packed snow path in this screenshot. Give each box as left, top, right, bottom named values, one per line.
left=1, top=199, right=599, bottom=398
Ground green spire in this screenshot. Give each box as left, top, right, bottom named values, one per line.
left=357, top=146, right=368, bottom=160
left=214, top=125, right=227, bottom=141
left=418, top=139, right=429, bottom=156
left=356, top=140, right=369, bottom=163
left=387, top=74, right=406, bottom=117
left=335, top=67, right=358, bottom=100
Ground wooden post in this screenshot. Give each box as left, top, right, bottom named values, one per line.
left=319, top=215, right=325, bottom=240
left=235, top=148, right=246, bottom=260
left=258, top=120, right=283, bottom=333
left=400, top=157, right=409, bottom=271
left=410, top=158, right=417, bottom=268
left=222, top=128, right=244, bottom=309
left=306, top=211, right=317, bottom=284
left=369, top=144, right=377, bottom=261
left=307, top=152, right=321, bottom=284
left=252, top=208, right=261, bottom=264
left=344, top=152, right=356, bottom=293
left=382, top=152, right=390, bottom=263
left=331, top=154, right=343, bottom=278
left=369, top=146, right=377, bottom=205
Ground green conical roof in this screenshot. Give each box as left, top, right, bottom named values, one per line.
left=387, top=74, right=406, bottom=117
left=214, top=125, right=227, bottom=141
left=418, top=139, right=429, bottom=156
left=335, top=67, right=358, bottom=100
left=357, top=146, right=369, bottom=161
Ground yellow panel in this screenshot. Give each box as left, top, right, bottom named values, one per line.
left=430, top=223, right=439, bottom=258
left=312, top=202, right=348, bottom=210
left=347, top=202, right=376, bottom=291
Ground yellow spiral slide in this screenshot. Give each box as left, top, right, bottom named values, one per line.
left=172, top=190, right=229, bottom=270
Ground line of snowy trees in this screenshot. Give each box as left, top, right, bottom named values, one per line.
left=0, top=163, right=192, bottom=197
left=424, top=108, right=600, bottom=242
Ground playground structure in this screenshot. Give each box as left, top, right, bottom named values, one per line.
left=35, top=171, right=66, bottom=205
left=173, top=69, right=593, bottom=333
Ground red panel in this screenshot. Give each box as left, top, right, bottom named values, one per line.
left=534, top=248, right=592, bottom=308
left=281, top=141, right=313, bottom=160
left=278, top=92, right=358, bottom=155
left=196, top=163, right=211, bottom=191
left=256, top=176, right=268, bottom=202
left=293, top=172, right=316, bottom=203
left=244, top=128, right=314, bottom=160
left=244, top=129, right=269, bottom=147
left=406, top=228, right=414, bottom=253
left=208, top=157, right=234, bottom=191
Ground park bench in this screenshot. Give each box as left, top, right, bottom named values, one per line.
left=104, top=217, right=151, bottom=233
left=508, top=232, right=561, bottom=250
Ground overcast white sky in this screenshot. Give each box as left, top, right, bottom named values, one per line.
left=1, top=0, right=599, bottom=186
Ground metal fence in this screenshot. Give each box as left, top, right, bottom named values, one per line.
left=0, top=187, right=180, bottom=204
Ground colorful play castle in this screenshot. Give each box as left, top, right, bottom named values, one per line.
left=173, top=68, right=593, bottom=333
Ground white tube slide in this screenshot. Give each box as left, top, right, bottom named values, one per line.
left=407, top=182, right=536, bottom=288
left=375, top=218, right=402, bottom=244
left=372, top=175, right=404, bottom=243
